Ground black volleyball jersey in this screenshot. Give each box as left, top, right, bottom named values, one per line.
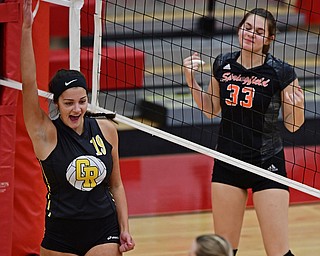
left=213, top=51, right=297, bottom=163
left=39, top=117, right=116, bottom=219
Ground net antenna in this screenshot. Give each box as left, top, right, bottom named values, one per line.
left=91, top=0, right=103, bottom=110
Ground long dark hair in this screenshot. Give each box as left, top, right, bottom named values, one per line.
left=238, top=8, right=276, bottom=54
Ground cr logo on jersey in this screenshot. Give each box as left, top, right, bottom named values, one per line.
left=66, top=155, right=107, bottom=191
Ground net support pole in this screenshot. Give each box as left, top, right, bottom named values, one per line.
left=69, top=0, right=83, bottom=70
left=91, top=0, right=103, bottom=111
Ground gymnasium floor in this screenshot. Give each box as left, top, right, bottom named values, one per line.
left=126, top=204, right=320, bottom=256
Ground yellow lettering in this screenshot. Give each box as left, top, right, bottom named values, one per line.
left=76, top=159, right=99, bottom=188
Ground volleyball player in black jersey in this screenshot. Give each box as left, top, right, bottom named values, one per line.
left=183, top=8, right=304, bottom=256
left=21, top=0, right=135, bottom=255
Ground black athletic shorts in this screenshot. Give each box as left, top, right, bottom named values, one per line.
left=212, top=150, right=289, bottom=192
left=41, top=212, right=120, bottom=255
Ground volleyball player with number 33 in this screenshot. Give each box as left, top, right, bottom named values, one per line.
left=183, top=8, right=304, bottom=256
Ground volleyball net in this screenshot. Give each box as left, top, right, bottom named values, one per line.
left=1, top=0, right=320, bottom=198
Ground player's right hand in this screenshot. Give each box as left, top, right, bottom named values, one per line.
left=183, top=52, right=205, bottom=72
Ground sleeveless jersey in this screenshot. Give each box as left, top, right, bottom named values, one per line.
left=213, top=51, right=297, bottom=163
left=39, top=117, right=116, bottom=219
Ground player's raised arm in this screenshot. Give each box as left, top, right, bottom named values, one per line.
left=21, top=0, right=56, bottom=159
left=183, top=52, right=221, bottom=118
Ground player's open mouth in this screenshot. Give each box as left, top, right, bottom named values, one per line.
left=69, top=115, right=80, bottom=122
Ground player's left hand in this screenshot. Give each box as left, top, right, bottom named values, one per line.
left=119, top=231, right=135, bottom=252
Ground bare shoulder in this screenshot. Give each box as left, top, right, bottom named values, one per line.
left=96, top=118, right=117, bottom=132
left=96, top=118, right=118, bottom=144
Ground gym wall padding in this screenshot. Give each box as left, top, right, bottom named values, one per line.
left=0, top=0, right=49, bottom=255
left=0, top=93, right=16, bottom=256
left=0, top=1, right=20, bottom=254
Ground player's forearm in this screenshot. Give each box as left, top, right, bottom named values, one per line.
left=20, top=19, right=48, bottom=132
left=186, top=79, right=214, bottom=118
left=111, top=185, right=130, bottom=233
left=284, top=106, right=305, bottom=132
left=21, top=26, right=37, bottom=91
